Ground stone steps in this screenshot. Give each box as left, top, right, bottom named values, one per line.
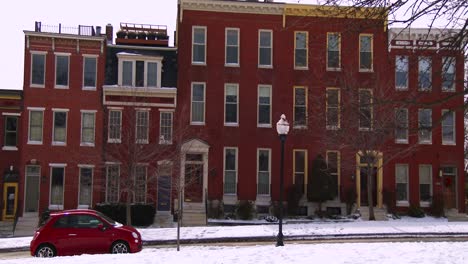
left=0, top=221, right=14, bottom=238
left=14, top=214, right=39, bottom=237
left=182, top=202, right=206, bottom=226
left=359, top=206, right=387, bottom=221
left=446, top=209, right=468, bottom=222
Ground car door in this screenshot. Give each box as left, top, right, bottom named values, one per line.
left=74, top=214, right=113, bottom=254
left=51, top=215, right=79, bottom=256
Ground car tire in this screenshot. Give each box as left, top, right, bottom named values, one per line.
left=35, top=244, right=56, bottom=258
left=111, top=241, right=130, bottom=254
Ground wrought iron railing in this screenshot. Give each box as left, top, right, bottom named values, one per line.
left=34, top=21, right=96, bottom=36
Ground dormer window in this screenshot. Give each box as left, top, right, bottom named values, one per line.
left=117, top=53, right=162, bottom=88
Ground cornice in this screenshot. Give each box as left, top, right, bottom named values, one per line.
left=180, top=0, right=284, bottom=16
left=284, top=4, right=386, bottom=20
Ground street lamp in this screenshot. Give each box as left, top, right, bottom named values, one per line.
left=276, top=114, right=289, bottom=247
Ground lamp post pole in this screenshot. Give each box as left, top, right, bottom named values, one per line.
left=275, top=114, right=289, bottom=247
left=277, top=133, right=286, bottom=247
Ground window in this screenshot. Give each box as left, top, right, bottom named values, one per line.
left=160, top=111, right=173, bottom=144
left=257, top=149, right=271, bottom=195
left=192, top=26, right=206, bottom=64
left=106, top=164, right=120, bottom=203
left=81, top=111, right=95, bottom=146
left=294, top=150, right=307, bottom=196
left=327, top=33, right=340, bottom=69
left=83, top=56, right=97, bottom=89
left=258, top=85, right=271, bottom=127
left=119, top=57, right=161, bottom=88
left=359, top=89, right=372, bottom=130
left=418, top=57, right=432, bottom=91
left=395, top=56, right=408, bottom=90
left=191, top=83, right=205, bottom=124
left=108, top=110, right=122, bottom=143
left=28, top=109, right=44, bottom=144
left=359, top=34, right=373, bottom=71
left=442, top=57, right=455, bottom=92
left=78, top=166, right=93, bottom=208
left=395, top=164, right=409, bottom=205
left=442, top=110, right=455, bottom=145
left=295, top=32, right=308, bottom=68
left=134, top=165, right=147, bottom=203
left=4, top=116, right=18, bottom=148
left=395, top=108, right=408, bottom=143
left=224, top=148, right=237, bottom=195
left=294, top=86, right=307, bottom=127
left=55, top=54, right=69, bottom=88
left=419, top=165, right=432, bottom=206
left=52, top=110, right=68, bottom=145
left=259, top=30, right=272, bottom=67
left=226, top=28, right=239, bottom=65
left=50, top=166, right=65, bottom=210
left=326, top=151, right=339, bottom=198
left=418, top=109, right=432, bottom=144
left=136, top=110, right=149, bottom=144
left=225, top=84, right=239, bottom=125
left=31, top=53, right=46, bottom=86
left=326, top=88, right=340, bottom=129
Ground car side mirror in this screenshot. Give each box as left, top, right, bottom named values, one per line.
left=97, top=224, right=107, bottom=232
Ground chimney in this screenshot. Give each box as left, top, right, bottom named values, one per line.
left=106, top=23, right=113, bottom=44
left=96, top=26, right=102, bottom=36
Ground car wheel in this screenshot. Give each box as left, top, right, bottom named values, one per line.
left=35, top=244, right=56, bottom=257
left=111, top=241, right=129, bottom=254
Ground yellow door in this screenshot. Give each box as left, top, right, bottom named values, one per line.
left=2, top=183, right=18, bottom=221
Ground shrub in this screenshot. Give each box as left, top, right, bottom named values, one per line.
left=383, top=189, right=396, bottom=214
left=430, top=193, right=445, bottom=218
left=343, top=187, right=357, bottom=215
left=287, top=184, right=303, bottom=216
left=207, top=200, right=224, bottom=219
left=94, top=203, right=156, bottom=226
left=407, top=204, right=425, bottom=218
left=236, top=200, right=254, bottom=220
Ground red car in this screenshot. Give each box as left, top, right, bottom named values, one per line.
left=30, top=209, right=142, bottom=257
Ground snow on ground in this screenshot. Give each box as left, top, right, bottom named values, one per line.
left=0, top=216, right=463, bottom=251
left=1, top=242, right=468, bottom=264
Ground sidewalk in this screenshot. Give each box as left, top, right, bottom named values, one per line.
left=2, top=216, right=468, bottom=253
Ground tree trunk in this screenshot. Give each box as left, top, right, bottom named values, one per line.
left=126, top=200, right=132, bottom=226
left=367, top=164, right=375, bottom=221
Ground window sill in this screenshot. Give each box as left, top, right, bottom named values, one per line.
left=2, top=146, right=18, bottom=151
left=442, top=142, right=456, bottom=146
left=107, top=139, right=122, bottom=144
left=359, top=69, right=374, bottom=73
left=418, top=89, right=432, bottom=92
left=30, top=84, right=45, bottom=88
left=225, top=63, right=240, bottom=68
left=294, top=125, right=307, bottom=130
left=441, top=89, right=455, bottom=93
left=80, top=143, right=95, bottom=147
left=159, top=141, right=173, bottom=145
left=257, top=124, right=272, bottom=128
left=396, top=201, right=409, bottom=207
left=294, top=67, right=308, bottom=71
left=77, top=205, right=90, bottom=209
left=224, top=123, right=239, bottom=127
left=326, top=67, right=341, bottom=72
left=49, top=205, right=64, bottom=210
left=395, top=140, right=408, bottom=144
left=418, top=141, right=432, bottom=145
left=223, top=194, right=238, bottom=205
left=136, top=141, right=149, bottom=145
left=192, top=62, right=206, bottom=66
left=395, top=87, right=408, bottom=91
left=191, top=122, right=205, bottom=126
left=420, top=202, right=430, bottom=208
left=258, top=65, right=273, bottom=69
left=82, top=87, right=97, bottom=91
left=27, top=141, right=43, bottom=145
left=54, top=86, right=69, bottom=89
left=52, top=142, right=67, bottom=146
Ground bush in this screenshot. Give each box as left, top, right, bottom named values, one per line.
left=383, top=189, right=396, bottom=214
left=287, top=184, right=303, bottom=216
left=407, top=204, right=425, bottom=218
left=343, top=187, right=357, bottom=215
left=94, top=203, right=156, bottom=226
left=430, top=193, right=445, bottom=218
left=236, top=200, right=254, bottom=220
left=207, top=200, right=223, bottom=219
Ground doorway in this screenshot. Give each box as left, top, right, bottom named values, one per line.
left=441, top=166, right=457, bottom=209
left=2, top=183, right=18, bottom=220
left=355, top=151, right=383, bottom=208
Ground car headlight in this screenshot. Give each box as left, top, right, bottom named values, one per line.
left=132, top=232, right=138, bottom=239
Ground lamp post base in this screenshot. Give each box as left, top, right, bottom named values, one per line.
left=276, top=232, right=284, bottom=247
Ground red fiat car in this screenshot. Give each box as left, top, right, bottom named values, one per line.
left=30, top=209, right=142, bottom=257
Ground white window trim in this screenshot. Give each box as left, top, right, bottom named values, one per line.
left=257, top=148, right=271, bottom=199
left=225, top=28, right=240, bottom=67
left=82, top=55, right=98, bottom=91
left=78, top=166, right=94, bottom=209
left=257, top=84, right=272, bottom=128
left=442, top=56, right=456, bottom=92
left=293, top=86, right=307, bottom=128
left=192, top=26, right=207, bottom=65
left=54, top=53, right=71, bottom=89
left=30, top=51, right=47, bottom=88
left=326, top=87, right=340, bottom=130
left=27, top=108, right=45, bottom=145
left=159, top=111, right=173, bottom=145
left=108, top=109, right=122, bottom=143
left=294, top=149, right=308, bottom=197
left=441, top=110, right=456, bottom=145
left=51, top=109, right=69, bottom=146
left=326, top=32, right=341, bottom=71
left=418, top=56, right=432, bottom=91
left=395, top=164, right=409, bottom=206
left=395, top=108, right=409, bottom=144
left=223, top=147, right=238, bottom=198
left=49, top=165, right=66, bottom=211
left=418, top=108, right=432, bottom=144
left=190, top=82, right=206, bottom=125
left=258, top=29, right=273, bottom=68
left=3, top=115, right=18, bottom=150
left=117, top=55, right=163, bottom=88
left=294, top=31, right=308, bottom=70
left=224, top=83, right=239, bottom=126
left=359, top=34, right=373, bottom=72
left=419, top=164, right=432, bottom=208
left=135, top=110, right=149, bottom=144
left=80, top=110, right=97, bottom=147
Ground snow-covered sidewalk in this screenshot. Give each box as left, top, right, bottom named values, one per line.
left=2, top=216, right=468, bottom=251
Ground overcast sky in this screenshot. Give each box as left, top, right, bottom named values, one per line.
left=0, top=0, right=439, bottom=90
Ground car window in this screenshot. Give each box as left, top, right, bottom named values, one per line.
left=76, top=215, right=103, bottom=228
left=53, top=215, right=70, bottom=228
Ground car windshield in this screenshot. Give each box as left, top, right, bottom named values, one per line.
left=96, top=211, right=122, bottom=227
